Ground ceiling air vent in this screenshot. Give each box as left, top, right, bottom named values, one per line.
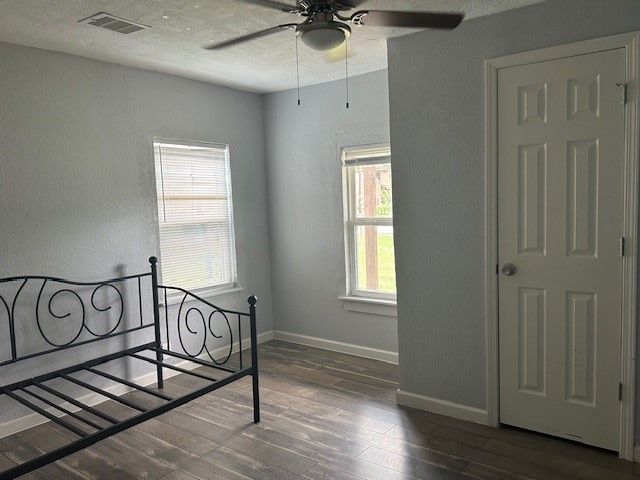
left=79, top=12, right=150, bottom=34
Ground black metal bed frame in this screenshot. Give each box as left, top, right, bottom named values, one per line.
left=0, top=257, right=260, bottom=479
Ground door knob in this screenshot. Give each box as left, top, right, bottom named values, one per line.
left=501, top=263, right=517, bottom=276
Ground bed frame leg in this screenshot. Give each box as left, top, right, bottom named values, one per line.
left=248, top=295, right=260, bottom=423
left=150, top=256, right=164, bottom=389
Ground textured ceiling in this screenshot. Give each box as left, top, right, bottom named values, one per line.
left=0, top=0, right=545, bottom=93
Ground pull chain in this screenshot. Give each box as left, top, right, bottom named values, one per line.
left=345, top=38, right=350, bottom=109
left=296, top=36, right=301, bottom=106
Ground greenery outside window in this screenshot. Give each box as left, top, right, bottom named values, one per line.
left=342, top=144, right=396, bottom=301
left=153, top=139, right=238, bottom=294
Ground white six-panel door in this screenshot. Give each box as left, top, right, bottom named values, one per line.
left=498, top=48, right=625, bottom=450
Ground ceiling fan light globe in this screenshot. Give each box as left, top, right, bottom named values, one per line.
left=296, top=21, right=351, bottom=51
left=300, top=29, right=345, bottom=50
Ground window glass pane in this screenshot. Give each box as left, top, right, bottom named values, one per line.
left=354, top=225, right=396, bottom=294
left=353, top=163, right=392, bottom=219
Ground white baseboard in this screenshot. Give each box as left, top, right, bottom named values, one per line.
left=396, top=389, right=489, bottom=425
left=0, top=331, right=273, bottom=439
left=273, top=330, right=398, bottom=364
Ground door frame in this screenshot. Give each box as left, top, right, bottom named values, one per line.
left=485, top=31, right=640, bottom=460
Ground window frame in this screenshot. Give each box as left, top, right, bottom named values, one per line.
left=152, top=138, right=239, bottom=299
left=342, top=144, right=396, bottom=302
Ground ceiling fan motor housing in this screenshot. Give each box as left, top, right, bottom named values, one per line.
left=296, top=0, right=335, bottom=15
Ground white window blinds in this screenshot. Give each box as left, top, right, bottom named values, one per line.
left=153, top=140, right=237, bottom=292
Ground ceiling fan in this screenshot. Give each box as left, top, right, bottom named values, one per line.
left=204, top=0, right=464, bottom=52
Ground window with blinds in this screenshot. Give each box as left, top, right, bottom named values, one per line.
left=153, top=140, right=237, bottom=292
left=342, top=144, right=396, bottom=300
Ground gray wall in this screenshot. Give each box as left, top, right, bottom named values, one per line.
left=263, top=70, right=397, bottom=354
left=388, top=0, right=640, bottom=419
left=0, top=42, right=274, bottom=422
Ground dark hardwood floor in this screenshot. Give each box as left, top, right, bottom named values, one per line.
left=1, top=340, right=638, bottom=479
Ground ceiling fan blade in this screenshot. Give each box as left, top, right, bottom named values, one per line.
left=351, top=11, right=464, bottom=29
left=204, top=24, right=298, bottom=50
left=239, top=0, right=299, bottom=13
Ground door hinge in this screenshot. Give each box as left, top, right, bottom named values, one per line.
left=619, top=382, right=623, bottom=402
left=619, top=237, right=625, bottom=257
left=496, top=264, right=499, bottom=275
left=616, top=83, right=628, bottom=105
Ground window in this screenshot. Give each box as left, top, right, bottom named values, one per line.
left=153, top=140, right=237, bottom=293
left=343, top=144, right=396, bottom=301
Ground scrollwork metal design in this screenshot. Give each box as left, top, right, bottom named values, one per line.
left=176, top=293, right=233, bottom=365
left=35, top=280, right=126, bottom=347
left=37, top=284, right=86, bottom=347
left=178, top=303, right=206, bottom=358
left=207, top=309, right=232, bottom=365
left=9, top=280, right=28, bottom=360
left=86, top=283, right=124, bottom=337
left=0, top=279, right=25, bottom=361
left=0, top=270, right=151, bottom=367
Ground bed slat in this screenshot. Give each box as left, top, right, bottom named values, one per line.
left=85, top=368, right=174, bottom=401
left=19, top=387, right=105, bottom=431
left=127, top=353, right=220, bottom=382
left=33, top=382, right=119, bottom=425
left=60, top=374, right=149, bottom=413
left=1, top=388, right=89, bottom=438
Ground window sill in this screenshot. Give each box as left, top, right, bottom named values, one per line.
left=161, top=286, right=244, bottom=307
left=339, top=296, right=397, bottom=318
